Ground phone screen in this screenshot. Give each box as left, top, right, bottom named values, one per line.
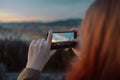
left=52, top=32, right=75, bottom=42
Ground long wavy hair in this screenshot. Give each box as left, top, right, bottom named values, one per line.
left=67, top=0, right=120, bottom=80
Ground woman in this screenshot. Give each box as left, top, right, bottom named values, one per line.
left=17, top=0, right=120, bottom=80
left=67, top=0, right=120, bottom=80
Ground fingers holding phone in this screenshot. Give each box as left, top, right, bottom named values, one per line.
left=69, top=28, right=81, bottom=57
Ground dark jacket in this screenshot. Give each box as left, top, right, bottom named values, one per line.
left=17, top=68, right=40, bottom=80
left=17, top=68, right=65, bottom=80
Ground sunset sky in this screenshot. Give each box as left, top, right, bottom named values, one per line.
left=0, top=0, right=93, bottom=22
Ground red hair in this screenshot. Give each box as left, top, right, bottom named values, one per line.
left=67, top=0, right=120, bottom=80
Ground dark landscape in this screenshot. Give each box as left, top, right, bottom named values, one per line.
left=0, top=19, right=81, bottom=80
left=0, top=19, right=81, bottom=71
left=0, top=19, right=81, bottom=41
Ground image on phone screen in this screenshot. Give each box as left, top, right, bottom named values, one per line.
left=52, top=32, right=74, bottom=42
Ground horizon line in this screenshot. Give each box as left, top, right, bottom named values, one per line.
left=0, top=18, right=82, bottom=23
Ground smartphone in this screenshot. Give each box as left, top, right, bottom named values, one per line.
left=50, top=31, right=77, bottom=50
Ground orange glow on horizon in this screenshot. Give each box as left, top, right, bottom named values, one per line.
left=0, top=12, right=49, bottom=22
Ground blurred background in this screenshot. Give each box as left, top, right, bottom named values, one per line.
left=0, top=0, right=93, bottom=80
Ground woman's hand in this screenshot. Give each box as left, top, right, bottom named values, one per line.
left=69, top=28, right=81, bottom=57
left=26, top=30, right=56, bottom=71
